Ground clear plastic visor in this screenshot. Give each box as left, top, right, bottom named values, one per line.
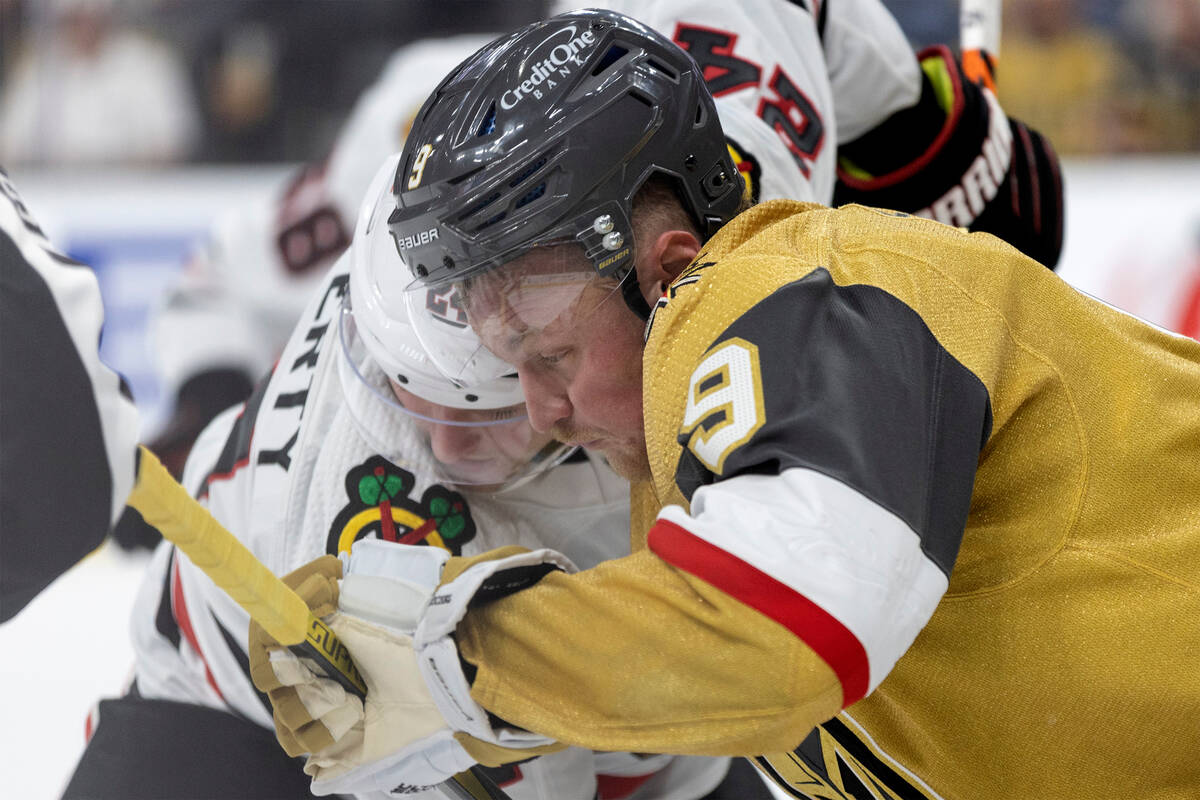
left=403, top=241, right=632, bottom=389
left=337, top=297, right=577, bottom=490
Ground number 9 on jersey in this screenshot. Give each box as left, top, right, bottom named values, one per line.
left=680, top=338, right=765, bottom=474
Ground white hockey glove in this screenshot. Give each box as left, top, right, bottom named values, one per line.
left=249, top=539, right=575, bottom=797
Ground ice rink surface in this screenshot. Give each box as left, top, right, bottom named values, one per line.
left=0, top=543, right=152, bottom=799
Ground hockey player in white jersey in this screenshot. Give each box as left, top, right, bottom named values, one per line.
left=259, top=7, right=1197, bottom=798
left=64, top=154, right=756, bottom=800
left=143, top=0, right=1061, bottom=490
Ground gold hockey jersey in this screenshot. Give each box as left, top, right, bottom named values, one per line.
left=456, top=200, right=1200, bottom=799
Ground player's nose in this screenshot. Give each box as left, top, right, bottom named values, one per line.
left=519, top=371, right=571, bottom=434
left=429, top=422, right=483, bottom=463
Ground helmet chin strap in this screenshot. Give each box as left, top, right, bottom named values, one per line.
left=619, top=270, right=652, bottom=321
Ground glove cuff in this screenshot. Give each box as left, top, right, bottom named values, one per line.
left=308, top=729, right=476, bottom=797
left=835, top=45, right=1012, bottom=226
left=417, top=548, right=576, bottom=642
left=415, top=548, right=575, bottom=744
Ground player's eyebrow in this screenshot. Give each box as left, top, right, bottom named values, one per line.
left=506, top=326, right=536, bottom=356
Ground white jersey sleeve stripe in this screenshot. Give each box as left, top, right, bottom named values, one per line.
left=653, top=468, right=949, bottom=697
left=650, top=513, right=871, bottom=706
left=170, top=557, right=227, bottom=702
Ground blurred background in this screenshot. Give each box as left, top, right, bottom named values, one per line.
left=4, top=0, right=1196, bottom=165
left=0, top=2, right=1197, bottom=798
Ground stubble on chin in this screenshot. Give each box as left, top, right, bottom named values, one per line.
left=596, top=443, right=652, bottom=482
left=551, top=424, right=651, bottom=482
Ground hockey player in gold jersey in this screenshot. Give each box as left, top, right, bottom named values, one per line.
left=457, top=197, right=1200, bottom=798
left=254, top=8, right=1199, bottom=800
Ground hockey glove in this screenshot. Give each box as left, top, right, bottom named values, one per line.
left=247, top=555, right=358, bottom=757
left=249, top=540, right=573, bottom=797
left=833, top=45, right=1064, bottom=270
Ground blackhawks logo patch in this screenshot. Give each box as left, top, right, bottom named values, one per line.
left=327, top=455, right=476, bottom=556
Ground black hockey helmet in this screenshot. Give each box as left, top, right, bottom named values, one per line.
left=386, top=7, right=743, bottom=291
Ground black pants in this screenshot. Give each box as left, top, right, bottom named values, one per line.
left=61, top=694, right=319, bottom=799
left=63, top=693, right=777, bottom=800
left=700, top=757, right=777, bottom=800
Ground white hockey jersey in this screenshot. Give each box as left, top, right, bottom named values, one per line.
left=553, top=0, right=918, bottom=207
left=130, top=256, right=729, bottom=800
left=152, top=0, right=919, bottom=408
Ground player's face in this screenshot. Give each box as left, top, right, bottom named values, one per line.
left=467, top=254, right=650, bottom=481
left=388, top=384, right=556, bottom=487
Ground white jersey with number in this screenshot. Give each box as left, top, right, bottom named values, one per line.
left=153, top=0, right=919, bottom=406
left=132, top=254, right=729, bottom=800
left=553, top=0, right=920, bottom=206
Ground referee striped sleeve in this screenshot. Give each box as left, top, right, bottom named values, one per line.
left=0, top=170, right=140, bottom=621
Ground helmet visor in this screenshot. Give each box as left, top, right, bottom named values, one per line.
left=402, top=237, right=633, bottom=394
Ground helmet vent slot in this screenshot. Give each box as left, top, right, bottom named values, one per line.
left=628, top=90, right=655, bottom=110
left=644, top=57, right=678, bottom=80
left=477, top=103, right=497, bottom=137
left=592, top=44, right=629, bottom=75
left=508, top=156, right=549, bottom=188
left=460, top=190, right=501, bottom=220
left=477, top=212, right=508, bottom=230
left=515, top=182, right=546, bottom=208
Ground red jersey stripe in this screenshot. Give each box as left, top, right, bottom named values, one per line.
left=170, top=558, right=225, bottom=701
left=648, top=517, right=869, bottom=706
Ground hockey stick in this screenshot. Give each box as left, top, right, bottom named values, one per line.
left=960, top=0, right=1001, bottom=92
left=126, top=445, right=512, bottom=800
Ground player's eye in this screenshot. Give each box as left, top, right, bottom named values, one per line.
left=488, top=406, right=523, bottom=422
left=537, top=349, right=569, bottom=366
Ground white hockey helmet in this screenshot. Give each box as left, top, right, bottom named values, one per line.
left=349, top=153, right=521, bottom=409
left=341, top=154, right=576, bottom=489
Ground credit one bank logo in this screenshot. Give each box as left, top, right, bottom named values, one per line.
left=500, top=26, right=597, bottom=110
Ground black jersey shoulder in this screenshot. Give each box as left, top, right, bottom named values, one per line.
left=674, top=267, right=992, bottom=577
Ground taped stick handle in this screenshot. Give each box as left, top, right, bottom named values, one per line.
left=960, top=0, right=1001, bottom=92
left=127, top=446, right=365, bottom=693
left=128, top=447, right=310, bottom=644
left=126, top=446, right=511, bottom=800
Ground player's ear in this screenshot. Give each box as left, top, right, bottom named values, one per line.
left=636, top=229, right=701, bottom=306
